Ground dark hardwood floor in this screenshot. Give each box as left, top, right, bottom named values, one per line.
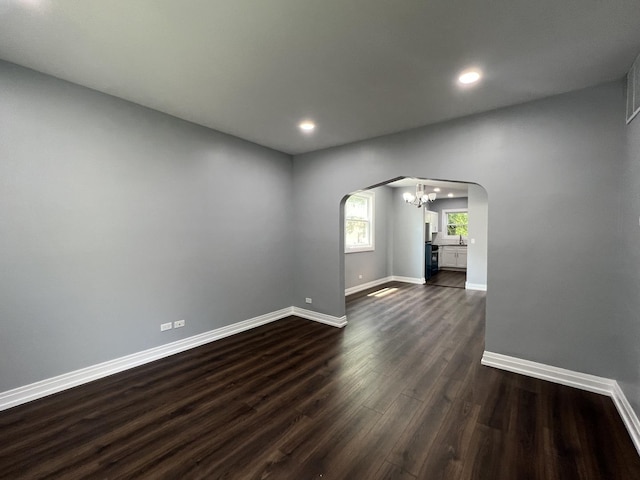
left=1, top=283, right=639, bottom=479
left=426, top=270, right=466, bottom=288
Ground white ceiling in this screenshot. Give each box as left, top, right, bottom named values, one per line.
left=1, top=0, right=639, bottom=155
left=387, top=178, right=469, bottom=199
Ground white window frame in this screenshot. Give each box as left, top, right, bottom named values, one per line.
left=344, top=191, right=375, bottom=253
left=441, top=208, right=469, bottom=240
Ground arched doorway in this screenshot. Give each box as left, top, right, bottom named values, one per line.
left=342, top=176, right=488, bottom=308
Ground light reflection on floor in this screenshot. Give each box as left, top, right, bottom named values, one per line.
left=366, top=287, right=399, bottom=298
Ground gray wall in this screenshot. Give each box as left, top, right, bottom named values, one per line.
left=467, top=185, right=489, bottom=288
left=344, top=185, right=393, bottom=289
left=617, top=109, right=640, bottom=413
left=0, top=61, right=293, bottom=391
left=2, top=58, right=638, bottom=426
left=391, top=188, right=425, bottom=280
left=292, top=81, right=627, bottom=383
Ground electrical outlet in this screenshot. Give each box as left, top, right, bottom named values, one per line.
left=305, top=297, right=312, bottom=304
left=174, top=319, right=185, bottom=328
left=358, top=274, right=363, bottom=279
left=160, top=322, right=172, bottom=332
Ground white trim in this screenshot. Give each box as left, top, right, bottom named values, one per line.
left=612, top=382, right=640, bottom=455
left=344, top=246, right=374, bottom=254
left=343, top=275, right=426, bottom=295
left=441, top=207, right=469, bottom=240
left=291, top=306, right=348, bottom=328
left=345, top=276, right=394, bottom=296
left=481, top=351, right=640, bottom=455
left=0, top=306, right=347, bottom=412
left=465, top=282, right=487, bottom=291
left=391, top=275, right=425, bottom=285
left=626, top=53, right=640, bottom=124
left=344, top=190, right=375, bottom=253
left=344, top=275, right=425, bottom=297
left=481, top=351, right=614, bottom=395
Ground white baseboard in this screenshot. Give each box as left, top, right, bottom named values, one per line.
left=611, top=382, right=640, bottom=456
left=292, top=306, right=348, bottom=328
left=481, top=351, right=615, bottom=394
left=482, top=351, right=640, bottom=456
left=465, top=282, right=487, bottom=291
left=343, top=275, right=426, bottom=296
left=0, top=306, right=346, bottom=412
left=391, top=275, right=425, bottom=285
left=345, top=276, right=393, bottom=296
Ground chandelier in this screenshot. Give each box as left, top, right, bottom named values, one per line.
left=403, top=184, right=436, bottom=207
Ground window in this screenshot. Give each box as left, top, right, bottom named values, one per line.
left=442, top=208, right=468, bottom=238
left=345, top=191, right=374, bottom=253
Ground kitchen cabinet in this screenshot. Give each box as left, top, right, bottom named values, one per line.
left=425, top=210, right=438, bottom=234
left=440, top=246, right=467, bottom=269
left=457, top=248, right=467, bottom=268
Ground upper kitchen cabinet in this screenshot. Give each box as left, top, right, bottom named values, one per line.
left=425, top=210, right=438, bottom=233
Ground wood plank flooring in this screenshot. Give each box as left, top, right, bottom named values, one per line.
left=1, top=283, right=639, bottom=479
left=426, top=270, right=466, bottom=288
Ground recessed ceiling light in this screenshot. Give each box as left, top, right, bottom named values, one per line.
left=299, top=121, right=315, bottom=132
left=458, top=69, right=482, bottom=85
left=448, top=193, right=454, bottom=197
left=433, top=187, right=441, bottom=192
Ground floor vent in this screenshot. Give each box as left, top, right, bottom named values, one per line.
left=626, top=53, right=640, bottom=124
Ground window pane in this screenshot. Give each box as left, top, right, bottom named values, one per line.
left=447, top=224, right=469, bottom=236
left=446, top=211, right=468, bottom=237
left=346, top=220, right=370, bottom=246
left=447, top=212, right=468, bottom=224
left=345, top=196, right=368, bottom=219
left=345, top=192, right=374, bottom=251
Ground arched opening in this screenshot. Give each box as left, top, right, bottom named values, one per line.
left=341, top=176, right=488, bottom=314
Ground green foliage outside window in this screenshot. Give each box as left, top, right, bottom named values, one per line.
left=446, top=212, right=468, bottom=236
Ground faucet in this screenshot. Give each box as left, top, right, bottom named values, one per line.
left=459, top=235, right=463, bottom=245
